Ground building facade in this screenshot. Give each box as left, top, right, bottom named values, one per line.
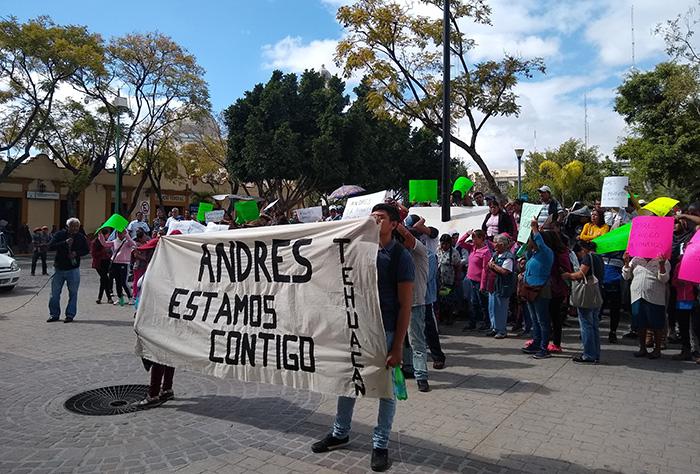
left=0, top=154, right=234, bottom=236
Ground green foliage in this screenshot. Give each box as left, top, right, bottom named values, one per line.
left=614, top=62, right=700, bottom=203
left=0, top=16, right=104, bottom=180
left=335, top=0, right=545, bottom=199
left=224, top=71, right=444, bottom=210
left=522, top=139, right=606, bottom=206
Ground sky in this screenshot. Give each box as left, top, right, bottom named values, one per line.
left=3, top=0, right=697, bottom=171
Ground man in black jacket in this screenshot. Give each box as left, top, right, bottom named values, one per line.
left=47, top=218, right=90, bottom=323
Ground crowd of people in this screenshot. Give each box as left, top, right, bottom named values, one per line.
left=30, top=187, right=699, bottom=472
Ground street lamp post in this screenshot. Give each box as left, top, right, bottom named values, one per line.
left=113, top=95, right=129, bottom=216
left=441, top=0, right=451, bottom=222
left=514, top=148, right=525, bottom=198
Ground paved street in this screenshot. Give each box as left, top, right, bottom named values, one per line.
left=1, top=256, right=699, bottom=474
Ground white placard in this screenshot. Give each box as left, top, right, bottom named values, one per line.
left=342, top=190, right=388, bottom=220
left=601, top=176, right=629, bottom=208
left=406, top=206, right=489, bottom=239
left=295, top=206, right=323, bottom=223
left=135, top=218, right=391, bottom=398
left=205, top=210, right=226, bottom=223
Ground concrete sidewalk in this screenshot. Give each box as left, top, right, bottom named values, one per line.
left=1, top=262, right=698, bottom=473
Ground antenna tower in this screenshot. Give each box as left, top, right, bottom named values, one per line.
left=631, top=4, right=637, bottom=70
left=584, top=93, right=589, bottom=148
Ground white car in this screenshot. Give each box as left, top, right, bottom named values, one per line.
left=0, top=233, right=20, bottom=291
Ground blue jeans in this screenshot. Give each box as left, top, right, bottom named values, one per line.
left=488, top=293, right=509, bottom=335
left=577, top=307, right=601, bottom=361
left=333, top=331, right=396, bottom=449
left=469, top=279, right=488, bottom=324
left=528, top=296, right=551, bottom=352
left=403, top=305, right=428, bottom=380
left=49, top=268, right=81, bottom=319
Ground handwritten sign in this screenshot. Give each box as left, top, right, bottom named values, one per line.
left=600, top=176, right=628, bottom=208
left=679, top=231, right=700, bottom=283
left=517, top=203, right=542, bottom=243
left=295, top=206, right=323, bottom=223
left=205, top=210, right=225, bottom=223
left=627, top=216, right=674, bottom=259
left=342, top=190, right=388, bottom=220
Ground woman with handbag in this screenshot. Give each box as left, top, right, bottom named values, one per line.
left=622, top=252, right=671, bottom=359
left=563, top=241, right=604, bottom=364
left=520, top=218, right=554, bottom=359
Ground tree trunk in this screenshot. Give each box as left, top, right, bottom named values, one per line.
left=450, top=135, right=505, bottom=202
left=125, top=172, right=150, bottom=217
left=65, top=191, right=79, bottom=219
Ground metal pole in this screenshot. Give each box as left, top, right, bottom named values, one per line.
left=115, top=113, right=122, bottom=216
left=441, top=0, right=451, bottom=222
left=514, top=148, right=524, bottom=198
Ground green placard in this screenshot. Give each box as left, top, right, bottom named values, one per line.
left=196, top=202, right=214, bottom=222
left=409, top=179, right=438, bottom=202
left=96, top=214, right=129, bottom=232
left=234, top=200, right=260, bottom=224
left=452, top=176, right=474, bottom=195
left=592, top=223, right=631, bottom=254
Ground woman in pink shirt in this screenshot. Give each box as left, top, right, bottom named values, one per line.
left=458, top=229, right=492, bottom=330
left=99, top=229, right=137, bottom=306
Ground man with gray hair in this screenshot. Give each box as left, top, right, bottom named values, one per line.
left=47, top=217, right=90, bottom=323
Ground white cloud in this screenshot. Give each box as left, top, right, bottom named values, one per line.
left=261, top=36, right=340, bottom=75
left=584, top=0, right=697, bottom=66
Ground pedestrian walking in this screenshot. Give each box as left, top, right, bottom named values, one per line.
left=31, top=226, right=50, bottom=275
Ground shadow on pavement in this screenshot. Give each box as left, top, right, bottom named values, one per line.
left=169, top=394, right=608, bottom=473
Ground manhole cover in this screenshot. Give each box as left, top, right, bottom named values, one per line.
left=64, top=385, right=150, bottom=416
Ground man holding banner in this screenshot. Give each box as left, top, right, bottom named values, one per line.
left=312, top=203, right=414, bottom=472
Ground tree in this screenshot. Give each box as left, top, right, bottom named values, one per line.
left=341, top=81, right=447, bottom=194
left=0, top=16, right=104, bottom=182
left=614, top=62, right=700, bottom=202
left=38, top=98, right=116, bottom=217
left=177, top=113, right=240, bottom=194
left=71, top=31, right=210, bottom=214
left=225, top=69, right=350, bottom=210
left=335, top=0, right=545, bottom=200
left=522, top=139, right=603, bottom=205
left=655, top=1, right=700, bottom=66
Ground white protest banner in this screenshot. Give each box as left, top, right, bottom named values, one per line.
left=407, top=206, right=487, bottom=239
left=342, top=190, right=388, bottom=220
left=601, top=176, right=629, bottom=208
left=205, top=210, right=226, bottom=223
left=295, top=206, right=323, bottom=223
left=205, top=222, right=230, bottom=233
left=517, top=203, right=542, bottom=243
left=135, top=218, right=392, bottom=398
left=167, top=220, right=206, bottom=235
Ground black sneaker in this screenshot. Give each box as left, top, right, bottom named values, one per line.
left=417, top=380, right=430, bottom=392
left=311, top=434, right=349, bottom=453
left=371, top=448, right=391, bottom=472
left=572, top=355, right=596, bottom=364
left=532, top=351, right=551, bottom=359
left=521, top=344, right=538, bottom=354
left=622, top=331, right=637, bottom=339
left=401, top=368, right=415, bottom=380
left=608, top=332, right=618, bottom=344
left=484, top=330, right=497, bottom=337
left=46, top=317, right=59, bottom=323
left=63, top=318, right=74, bottom=323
